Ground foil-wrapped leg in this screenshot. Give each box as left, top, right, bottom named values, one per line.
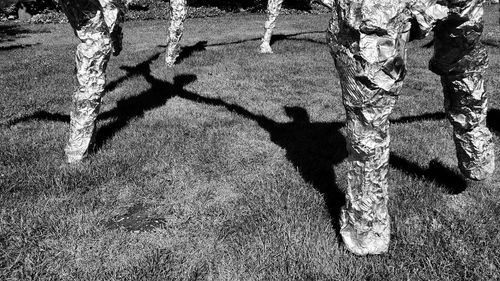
left=329, top=0, right=493, bottom=255
left=259, top=0, right=333, bottom=53
left=260, top=0, right=283, bottom=53
left=311, top=0, right=334, bottom=9
left=430, top=0, right=495, bottom=180
left=99, top=0, right=126, bottom=56
left=165, top=0, right=187, bottom=67
left=328, top=17, right=411, bottom=255
left=327, top=0, right=418, bottom=255
left=59, top=1, right=114, bottom=163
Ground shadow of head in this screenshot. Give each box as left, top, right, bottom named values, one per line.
left=284, top=106, right=310, bottom=124
left=177, top=41, right=208, bottom=64
left=173, top=74, right=197, bottom=88
left=188, top=41, right=208, bottom=51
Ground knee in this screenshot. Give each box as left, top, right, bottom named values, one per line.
left=346, top=112, right=391, bottom=159
left=78, top=36, right=112, bottom=56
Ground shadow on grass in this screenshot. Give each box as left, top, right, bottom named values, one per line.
left=0, top=42, right=41, bottom=51
left=3, top=111, right=70, bottom=125
left=5, top=50, right=492, bottom=235
left=168, top=31, right=325, bottom=65
left=421, top=38, right=499, bottom=48
left=482, top=38, right=500, bottom=48
left=0, top=24, right=50, bottom=43
left=389, top=156, right=467, bottom=194
left=487, top=108, right=500, bottom=134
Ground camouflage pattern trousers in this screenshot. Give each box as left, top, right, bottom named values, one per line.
left=328, top=0, right=495, bottom=255
left=58, top=0, right=125, bottom=163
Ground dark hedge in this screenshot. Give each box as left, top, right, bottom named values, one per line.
left=1, top=0, right=329, bottom=23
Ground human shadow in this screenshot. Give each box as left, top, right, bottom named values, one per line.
left=0, top=43, right=41, bottom=51
left=389, top=155, right=467, bottom=194
left=176, top=40, right=207, bottom=64
left=92, top=54, right=475, bottom=227
left=393, top=112, right=446, bottom=123
left=7, top=51, right=497, bottom=199
left=388, top=111, right=467, bottom=194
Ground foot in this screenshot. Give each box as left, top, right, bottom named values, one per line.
left=459, top=156, right=495, bottom=181
left=259, top=42, right=273, bottom=54
left=165, top=55, right=176, bottom=67
left=341, top=227, right=390, bottom=256
left=58, top=157, right=84, bottom=172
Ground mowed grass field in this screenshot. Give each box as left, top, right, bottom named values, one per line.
left=1, top=7, right=500, bottom=280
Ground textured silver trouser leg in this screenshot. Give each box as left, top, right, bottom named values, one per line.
left=260, top=0, right=283, bottom=53
left=165, top=0, right=187, bottom=67
left=329, top=0, right=493, bottom=255
left=327, top=0, right=447, bottom=255
left=311, top=0, right=334, bottom=9
left=259, top=0, right=333, bottom=54
left=60, top=1, right=114, bottom=163
left=99, top=0, right=125, bottom=56
left=430, top=1, right=495, bottom=180
left=328, top=25, right=410, bottom=255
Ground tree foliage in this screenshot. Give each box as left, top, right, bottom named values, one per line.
left=1, top=0, right=315, bottom=18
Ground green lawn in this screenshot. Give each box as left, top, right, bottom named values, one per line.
left=1, top=9, right=500, bottom=281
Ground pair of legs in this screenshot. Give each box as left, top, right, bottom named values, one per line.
left=164, top=0, right=335, bottom=65
left=59, top=0, right=125, bottom=163
left=328, top=0, right=495, bottom=255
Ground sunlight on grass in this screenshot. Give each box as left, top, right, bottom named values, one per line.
left=1, top=9, right=499, bottom=280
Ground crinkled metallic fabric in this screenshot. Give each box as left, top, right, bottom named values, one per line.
left=260, top=0, right=283, bottom=53
left=429, top=0, right=494, bottom=180
left=59, top=0, right=124, bottom=163
left=328, top=0, right=494, bottom=255
left=165, top=0, right=187, bottom=67
left=99, top=0, right=126, bottom=55
left=313, top=0, right=334, bottom=9
left=260, top=0, right=334, bottom=53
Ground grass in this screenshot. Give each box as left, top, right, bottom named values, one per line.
left=1, top=8, right=500, bottom=281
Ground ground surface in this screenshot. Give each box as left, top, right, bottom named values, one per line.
left=1, top=9, right=500, bottom=281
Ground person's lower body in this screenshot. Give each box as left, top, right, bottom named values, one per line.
left=165, top=0, right=187, bottom=67
left=430, top=1, right=495, bottom=180
left=260, top=0, right=283, bottom=53
left=63, top=7, right=113, bottom=163
left=328, top=22, right=411, bottom=254
left=327, top=0, right=494, bottom=255
left=99, top=0, right=125, bottom=56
